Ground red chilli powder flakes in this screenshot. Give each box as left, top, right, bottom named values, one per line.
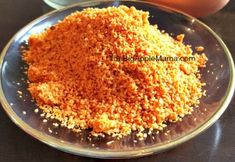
left=23, top=6, right=207, bottom=138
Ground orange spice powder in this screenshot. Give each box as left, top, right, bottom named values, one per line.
left=23, top=6, right=207, bottom=137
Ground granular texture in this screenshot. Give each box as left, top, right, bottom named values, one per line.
left=23, top=6, right=207, bottom=137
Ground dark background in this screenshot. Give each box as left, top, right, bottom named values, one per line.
left=0, top=0, right=235, bottom=161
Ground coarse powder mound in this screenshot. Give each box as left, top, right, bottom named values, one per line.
left=23, top=6, right=207, bottom=138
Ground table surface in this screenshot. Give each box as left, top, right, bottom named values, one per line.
left=0, top=0, right=235, bottom=162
